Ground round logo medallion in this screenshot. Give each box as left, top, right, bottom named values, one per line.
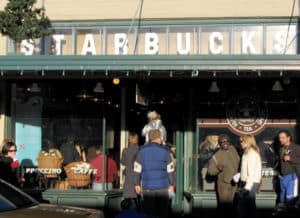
left=226, top=95, right=268, bottom=135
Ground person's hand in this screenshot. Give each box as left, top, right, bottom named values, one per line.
left=233, top=173, right=241, bottom=183
left=168, top=185, right=175, bottom=200
left=135, top=185, right=141, bottom=195
left=283, top=155, right=290, bottom=161
left=75, top=145, right=82, bottom=154
left=18, top=177, right=25, bottom=184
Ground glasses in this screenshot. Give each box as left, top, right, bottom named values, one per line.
left=8, top=149, right=17, bottom=153
left=219, top=140, right=229, bottom=144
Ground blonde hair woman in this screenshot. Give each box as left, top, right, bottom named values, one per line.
left=199, top=135, right=219, bottom=151
left=236, top=134, right=262, bottom=218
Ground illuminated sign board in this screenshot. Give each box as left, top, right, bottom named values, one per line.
left=17, top=24, right=297, bottom=56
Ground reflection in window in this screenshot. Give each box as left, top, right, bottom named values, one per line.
left=13, top=81, right=120, bottom=191
left=195, top=126, right=294, bottom=192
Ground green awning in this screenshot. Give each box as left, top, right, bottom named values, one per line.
left=0, top=55, right=299, bottom=78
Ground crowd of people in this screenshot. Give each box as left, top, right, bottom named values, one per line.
left=200, top=130, right=300, bottom=218
left=1, top=110, right=300, bottom=218
left=117, top=111, right=174, bottom=218
left=119, top=112, right=298, bottom=218
left=206, top=134, right=262, bottom=218
left=0, top=137, right=119, bottom=191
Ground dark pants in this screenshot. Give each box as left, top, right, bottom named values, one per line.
left=217, top=182, right=237, bottom=217
left=142, top=188, right=169, bottom=218
left=124, top=197, right=141, bottom=211
left=236, top=183, right=259, bottom=218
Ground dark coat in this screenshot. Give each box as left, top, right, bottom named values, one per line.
left=279, top=144, right=300, bottom=176
left=121, top=144, right=139, bottom=198
left=207, top=145, right=240, bottom=184
left=0, top=155, right=18, bottom=186
left=60, top=142, right=81, bottom=165
left=207, top=145, right=240, bottom=204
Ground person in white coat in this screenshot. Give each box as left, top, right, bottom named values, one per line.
left=236, top=134, right=262, bottom=218
left=142, top=111, right=167, bottom=144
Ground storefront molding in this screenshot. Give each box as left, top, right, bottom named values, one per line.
left=51, top=18, right=298, bottom=29
left=0, top=55, right=300, bottom=78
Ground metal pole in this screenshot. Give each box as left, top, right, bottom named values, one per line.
left=119, top=87, right=127, bottom=188
left=174, top=131, right=180, bottom=205
left=194, top=118, right=200, bottom=191
left=102, top=116, right=106, bottom=191
left=174, top=131, right=184, bottom=211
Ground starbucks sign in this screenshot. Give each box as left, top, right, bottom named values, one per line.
left=226, top=95, right=268, bottom=135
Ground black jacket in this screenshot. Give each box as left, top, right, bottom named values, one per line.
left=280, top=144, right=300, bottom=176
left=0, top=155, right=18, bottom=186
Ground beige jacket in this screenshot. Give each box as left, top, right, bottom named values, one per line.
left=240, top=148, right=262, bottom=191
left=208, top=145, right=240, bottom=184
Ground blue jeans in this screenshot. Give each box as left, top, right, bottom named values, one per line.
left=280, top=173, right=298, bottom=203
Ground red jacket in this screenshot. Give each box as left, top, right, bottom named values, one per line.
left=90, top=154, right=118, bottom=183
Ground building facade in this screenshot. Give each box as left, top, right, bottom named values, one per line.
left=0, top=0, right=300, bottom=214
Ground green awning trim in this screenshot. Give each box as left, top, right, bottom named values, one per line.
left=0, top=55, right=300, bottom=72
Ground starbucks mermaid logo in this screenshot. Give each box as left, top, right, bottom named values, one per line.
left=226, top=95, right=268, bottom=135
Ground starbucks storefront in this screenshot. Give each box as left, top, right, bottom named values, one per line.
left=0, top=19, right=300, bottom=215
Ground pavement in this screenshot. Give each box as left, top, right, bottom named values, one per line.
left=179, top=207, right=300, bottom=218
left=104, top=207, right=300, bottom=218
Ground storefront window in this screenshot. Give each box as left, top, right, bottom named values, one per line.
left=190, top=79, right=298, bottom=192
left=195, top=125, right=295, bottom=192
left=11, top=81, right=120, bottom=191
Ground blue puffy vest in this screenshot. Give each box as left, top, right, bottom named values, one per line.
left=139, top=143, right=170, bottom=190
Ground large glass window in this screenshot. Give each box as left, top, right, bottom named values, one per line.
left=10, top=80, right=121, bottom=192
left=189, top=79, right=299, bottom=192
